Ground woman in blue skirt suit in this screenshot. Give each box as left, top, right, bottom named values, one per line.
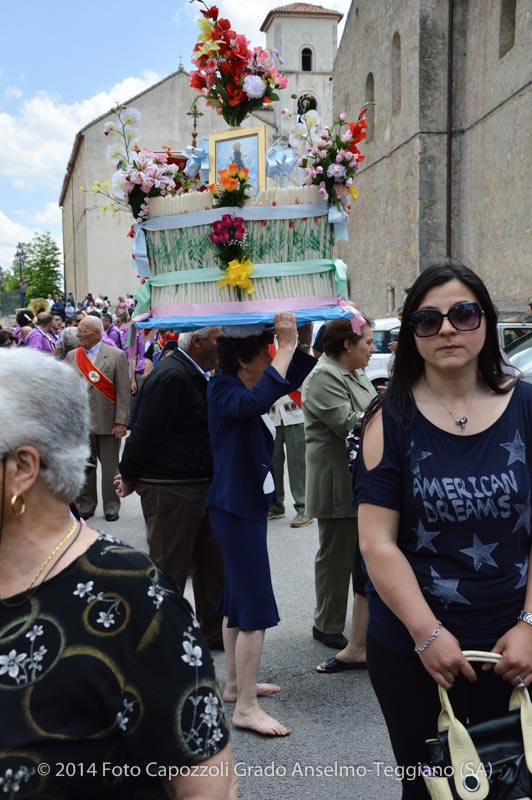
left=207, top=313, right=315, bottom=736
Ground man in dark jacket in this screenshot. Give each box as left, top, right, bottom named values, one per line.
left=114, top=327, right=224, bottom=648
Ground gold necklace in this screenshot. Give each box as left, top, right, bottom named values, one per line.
left=424, top=376, right=477, bottom=432
left=25, top=520, right=79, bottom=591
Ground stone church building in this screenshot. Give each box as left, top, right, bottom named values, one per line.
left=334, top=0, right=532, bottom=315
left=60, top=1, right=531, bottom=314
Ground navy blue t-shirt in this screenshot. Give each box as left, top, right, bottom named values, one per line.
left=355, top=379, right=532, bottom=653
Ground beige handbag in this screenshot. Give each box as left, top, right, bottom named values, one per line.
left=422, top=651, right=532, bottom=800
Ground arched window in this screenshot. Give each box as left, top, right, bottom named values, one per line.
left=499, top=0, right=516, bottom=57
left=392, top=32, right=401, bottom=114
left=297, top=94, right=317, bottom=119
left=365, top=73, right=375, bottom=142
left=301, top=47, right=313, bottom=72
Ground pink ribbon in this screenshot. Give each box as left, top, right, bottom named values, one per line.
left=337, top=297, right=366, bottom=335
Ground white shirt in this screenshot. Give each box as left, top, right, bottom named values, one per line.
left=85, top=341, right=103, bottom=363
left=178, top=347, right=211, bottom=380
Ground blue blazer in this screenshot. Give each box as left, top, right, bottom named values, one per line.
left=206, top=350, right=315, bottom=520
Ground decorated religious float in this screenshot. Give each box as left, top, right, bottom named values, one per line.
left=89, top=1, right=368, bottom=332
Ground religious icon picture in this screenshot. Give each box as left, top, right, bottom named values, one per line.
left=209, top=125, right=266, bottom=198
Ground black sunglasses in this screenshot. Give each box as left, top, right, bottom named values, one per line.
left=410, top=301, right=485, bottom=338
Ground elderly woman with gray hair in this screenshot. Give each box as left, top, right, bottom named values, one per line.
left=0, top=349, right=236, bottom=799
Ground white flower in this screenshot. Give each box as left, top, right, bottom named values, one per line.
left=210, top=727, right=224, bottom=743
left=106, top=142, right=126, bottom=166
left=96, top=611, right=115, bottom=629
left=121, top=107, right=142, bottom=127
left=115, top=711, right=129, bottom=731
left=204, top=693, right=219, bottom=714
left=73, top=581, right=94, bottom=598
left=25, top=624, right=44, bottom=641
left=181, top=640, right=203, bottom=667
left=103, top=120, right=120, bottom=136
left=243, top=74, right=266, bottom=99
left=32, top=646, right=47, bottom=662
left=0, top=649, right=27, bottom=678
left=112, top=170, right=127, bottom=201
left=304, top=110, right=320, bottom=129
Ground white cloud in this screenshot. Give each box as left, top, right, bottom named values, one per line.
left=5, top=85, right=23, bottom=100
left=0, top=210, right=40, bottom=268
left=0, top=71, right=161, bottom=194
left=0, top=72, right=161, bottom=263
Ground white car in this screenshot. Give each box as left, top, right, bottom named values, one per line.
left=365, top=317, right=401, bottom=388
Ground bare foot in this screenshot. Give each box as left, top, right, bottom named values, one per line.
left=223, top=682, right=281, bottom=703
left=232, top=705, right=291, bottom=736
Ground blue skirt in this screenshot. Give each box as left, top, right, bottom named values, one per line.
left=209, top=508, right=280, bottom=631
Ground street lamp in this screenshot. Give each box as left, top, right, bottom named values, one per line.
left=14, top=243, right=27, bottom=308
left=14, top=242, right=26, bottom=282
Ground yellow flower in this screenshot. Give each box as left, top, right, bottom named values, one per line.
left=348, top=184, right=359, bottom=201
left=218, top=258, right=255, bottom=295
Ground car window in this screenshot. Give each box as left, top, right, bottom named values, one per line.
left=372, top=330, right=389, bottom=354
left=502, top=327, right=530, bottom=347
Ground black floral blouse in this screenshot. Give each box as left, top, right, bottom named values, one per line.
left=0, top=533, right=229, bottom=799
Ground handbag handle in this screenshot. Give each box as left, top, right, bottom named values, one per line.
left=435, top=650, right=532, bottom=800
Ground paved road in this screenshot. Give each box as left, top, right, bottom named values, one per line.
left=94, top=475, right=400, bottom=800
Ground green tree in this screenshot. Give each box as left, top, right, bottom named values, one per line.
left=20, top=232, right=64, bottom=299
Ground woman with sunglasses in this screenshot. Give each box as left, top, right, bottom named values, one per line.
left=356, top=261, right=532, bottom=799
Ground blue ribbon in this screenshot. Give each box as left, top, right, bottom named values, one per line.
left=328, top=205, right=349, bottom=241
left=183, top=138, right=210, bottom=184
left=266, top=144, right=298, bottom=185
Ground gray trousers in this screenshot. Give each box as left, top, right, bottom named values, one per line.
left=314, top=516, right=358, bottom=633
left=135, top=481, right=224, bottom=648
left=269, top=421, right=306, bottom=514
left=78, top=432, right=120, bottom=517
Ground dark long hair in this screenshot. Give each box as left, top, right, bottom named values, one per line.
left=365, top=260, right=511, bottom=429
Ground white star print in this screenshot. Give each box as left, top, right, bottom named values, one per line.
left=500, top=431, right=526, bottom=466
left=423, top=567, right=471, bottom=609
left=460, top=534, right=498, bottom=571
left=512, top=492, right=532, bottom=535
left=407, top=440, right=432, bottom=478
left=515, top=560, right=528, bottom=589
left=414, top=520, right=441, bottom=552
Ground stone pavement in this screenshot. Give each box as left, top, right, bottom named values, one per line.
left=94, top=480, right=400, bottom=800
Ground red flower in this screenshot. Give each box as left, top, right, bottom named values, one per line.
left=201, top=4, right=219, bottom=19
left=226, top=83, right=247, bottom=106
left=190, top=71, right=206, bottom=90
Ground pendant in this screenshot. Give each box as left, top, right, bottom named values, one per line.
left=455, top=416, right=468, bottom=431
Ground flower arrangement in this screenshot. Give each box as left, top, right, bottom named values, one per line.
left=209, top=212, right=254, bottom=296
left=293, top=105, right=368, bottom=213
left=190, top=1, right=288, bottom=128
left=209, top=213, right=247, bottom=265
left=84, top=105, right=200, bottom=222
left=210, top=163, right=252, bottom=207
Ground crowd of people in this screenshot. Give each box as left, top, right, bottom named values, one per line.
left=2, top=260, right=532, bottom=799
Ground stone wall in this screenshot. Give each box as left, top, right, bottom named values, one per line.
left=333, top=0, right=532, bottom=317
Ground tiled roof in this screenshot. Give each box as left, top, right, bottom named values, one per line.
left=261, top=3, right=343, bottom=32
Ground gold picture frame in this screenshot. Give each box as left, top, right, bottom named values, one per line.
left=209, top=125, right=266, bottom=198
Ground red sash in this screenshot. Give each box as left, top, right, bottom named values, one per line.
left=75, top=348, right=117, bottom=403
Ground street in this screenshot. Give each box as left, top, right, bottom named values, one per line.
left=99, top=473, right=399, bottom=800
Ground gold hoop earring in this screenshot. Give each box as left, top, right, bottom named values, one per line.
left=10, top=494, right=26, bottom=516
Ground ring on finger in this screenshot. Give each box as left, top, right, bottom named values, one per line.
left=516, top=674, right=527, bottom=689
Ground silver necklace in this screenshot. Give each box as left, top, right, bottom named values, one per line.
left=423, top=377, right=476, bottom=432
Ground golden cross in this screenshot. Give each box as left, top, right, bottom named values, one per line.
left=187, top=106, right=204, bottom=148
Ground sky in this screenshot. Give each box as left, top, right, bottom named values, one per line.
left=0, top=0, right=349, bottom=274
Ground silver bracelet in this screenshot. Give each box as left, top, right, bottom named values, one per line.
left=297, top=341, right=310, bottom=351
left=414, top=621, right=442, bottom=654
left=518, top=610, right=532, bottom=626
